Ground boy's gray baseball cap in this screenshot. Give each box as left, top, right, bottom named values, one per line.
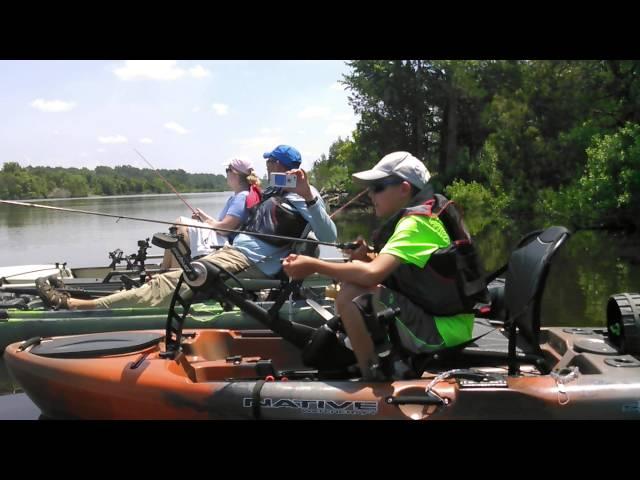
left=352, top=151, right=430, bottom=189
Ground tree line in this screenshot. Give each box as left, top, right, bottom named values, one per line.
left=310, top=60, right=640, bottom=233
left=0, top=163, right=229, bottom=199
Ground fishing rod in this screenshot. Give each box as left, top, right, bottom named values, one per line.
left=0, top=199, right=365, bottom=251
left=133, top=148, right=199, bottom=216
left=329, top=188, right=368, bottom=219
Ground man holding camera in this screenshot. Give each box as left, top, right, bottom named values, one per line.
left=37, top=144, right=337, bottom=310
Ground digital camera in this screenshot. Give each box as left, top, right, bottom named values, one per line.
left=269, top=172, right=297, bottom=188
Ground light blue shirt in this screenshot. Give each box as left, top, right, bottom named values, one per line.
left=233, top=186, right=337, bottom=276
left=218, top=191, right=249, bottom=242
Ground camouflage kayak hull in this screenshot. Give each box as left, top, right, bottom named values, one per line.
left=5, top=324, right=640, bottom=420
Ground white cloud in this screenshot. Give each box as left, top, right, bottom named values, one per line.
left=259, top=127, right=283, bottom=135
left=96, top=148, right=106, bottom=153
left=113, top=61, right=211, bottom=81
left=98, top=135, right=128, bottom=144
left=211, top=103, right=229, bottom=116
left=303, top=151, right=320, bottom=162
left=114, top=60, right=186, bottom=81
left=325, top=122, right=355, bottom=138
left=139, top=138, right=153, bottom=144
left=333, top=113, right=355, bottom=122
left=325, top=111, right=359, bottom=137
left=330, top=82, right=345, bottom=91
left=164, top=122, right=189, bottom=135
left=30, top=98, right=76, bottom=112
left=232, top=135, right=282, bottom=151
left=189, top=65, right=211, bottom=78
left=298, top=106, right=331, bottom=119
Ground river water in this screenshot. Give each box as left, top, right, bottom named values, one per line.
left=1, top=192, right=639, bottom=402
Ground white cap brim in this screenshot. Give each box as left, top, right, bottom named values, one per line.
left=352, top=169, right=392, bottom=183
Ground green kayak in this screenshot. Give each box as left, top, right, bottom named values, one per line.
left=0, top=298, right=328, bottom=354
left=0, top=269, right=337, bottom=353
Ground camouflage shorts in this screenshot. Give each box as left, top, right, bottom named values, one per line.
left=378, top=286, right=445, bottom=354
left=95, top=246, right=268, bottom=310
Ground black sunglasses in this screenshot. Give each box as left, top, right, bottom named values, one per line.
left=369, top=177, right=405, bottom=194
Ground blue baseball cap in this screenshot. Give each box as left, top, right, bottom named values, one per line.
left=263, top=144, right=302, bottom=169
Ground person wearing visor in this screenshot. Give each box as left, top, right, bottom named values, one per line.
left=160, top=157, right=262, bottom=270
left=283, top=151, right=487, bottom=380
left=37, top=145, right=337, bottom=311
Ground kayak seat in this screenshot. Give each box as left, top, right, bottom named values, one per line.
left=412, top=226, right=571, bottom=375
left=27, top=331, right=164, bottom=358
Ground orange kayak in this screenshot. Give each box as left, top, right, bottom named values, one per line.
left=5, top=324, right=640, bottom=420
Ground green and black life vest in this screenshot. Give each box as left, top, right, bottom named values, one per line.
left=372, top=188, right=488, bottom=316
left=242, top=187, right=308, bottom=247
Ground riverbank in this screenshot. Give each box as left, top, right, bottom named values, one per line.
left=20, top=191, right=229, bottom=204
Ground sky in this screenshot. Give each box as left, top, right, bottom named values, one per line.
left=0, top=60, right=359, bottom=177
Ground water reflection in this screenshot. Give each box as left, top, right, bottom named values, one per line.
left=0, top=192, right=233, bottom=267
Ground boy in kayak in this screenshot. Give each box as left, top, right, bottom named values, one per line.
left=37, top=145, right=337, bottom=311
left=283, top=152, right=487, bottom=380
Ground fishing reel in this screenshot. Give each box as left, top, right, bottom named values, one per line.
left=153, top=229, right=243, bottom=300
left=126, top=238, right=151, bottom=270
left=152, top=231, right=243, bottom=294
left=107, top=238, right=152, bottom=274
left=108, top=248, right=124, bottom=269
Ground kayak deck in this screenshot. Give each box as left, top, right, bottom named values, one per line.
left=5, top=324, right=640, bottom=420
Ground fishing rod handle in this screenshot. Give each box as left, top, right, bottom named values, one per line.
left=340, top=241, right=375, bottom=252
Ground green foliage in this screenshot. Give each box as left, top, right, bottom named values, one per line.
left=63, top=174, right=90, bottom=197
left=311, top=60, right=640, bottom=230
left=536, top=122, right=640, bottom=228
left=0, top=163, right=228, bottom=199
left=444, top=179, right=512, bottom=235
left=444, top=139, right=513, bottom=235
left=582, top=123, right=640, bottom=212
left=540, top=123, right=640, bottom=226
left=310, top=135, right=376, bottom=193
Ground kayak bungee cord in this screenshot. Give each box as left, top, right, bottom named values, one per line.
left=0, top=199, right=363, bottom=251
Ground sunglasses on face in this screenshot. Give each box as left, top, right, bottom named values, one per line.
left=266, top=158, right=279, bottom=166
left=369, top=177, right=405, bottom=194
